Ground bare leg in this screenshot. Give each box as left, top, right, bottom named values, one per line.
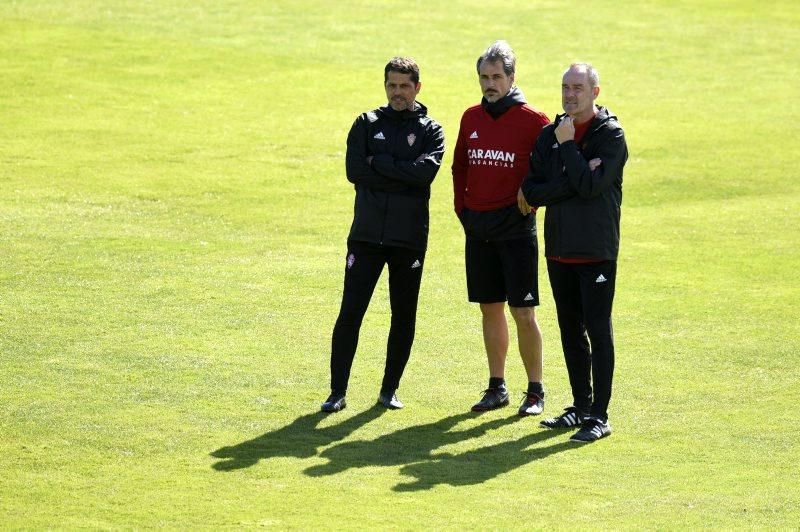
left=480, top=302, right=508, bottom=379
left=509, top=306, right=543, bottom=383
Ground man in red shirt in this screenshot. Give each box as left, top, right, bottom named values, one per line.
left=452, top=41, right=550, bottom=415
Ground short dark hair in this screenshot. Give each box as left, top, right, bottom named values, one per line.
left=476, top=40, right=516, bottom=76
left=384, top=57, right=420, bottom=84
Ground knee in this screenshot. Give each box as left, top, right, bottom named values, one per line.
left=584, top=317, right=613, bottom=341
left=479, top=302, right=506, bottom=320
left=509, top=306, right=537, bottom=328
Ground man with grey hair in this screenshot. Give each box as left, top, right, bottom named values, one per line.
left=520, top=62, right=628, bottom=442
left=453, top=41, right=550, bottom=416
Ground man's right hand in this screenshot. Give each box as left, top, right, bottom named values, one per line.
left=555, top=116, right=575, bottom=144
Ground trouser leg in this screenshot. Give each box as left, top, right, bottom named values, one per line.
left=330, top=242, right=385, bottom=392
left=381, top=247, right=425, bottom=392
left=579, top=261, right=617, bottom=420
left=547, top=260, right=592, bottom=412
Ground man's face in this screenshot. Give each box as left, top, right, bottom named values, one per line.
left=479, top=60, right=514, bottom=103
left=385, top=71, right=420, bottom=112
left=562, top=67, right=599, bottom=119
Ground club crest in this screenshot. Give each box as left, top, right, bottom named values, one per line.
left=407, top=133, right=416, bottom=146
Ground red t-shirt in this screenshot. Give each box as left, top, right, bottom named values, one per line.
left=573, top=117, right=592, bottom=145
left=452, top=103, right=549, bottom=213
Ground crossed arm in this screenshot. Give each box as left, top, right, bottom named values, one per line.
left=345, top=117, right=445, bottom=192
left=518, top=119, right=625, bottom=213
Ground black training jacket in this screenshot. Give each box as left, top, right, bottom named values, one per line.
left=345, top=102, right=445, bottom=251
left=521, top=106, right=628, bottom=260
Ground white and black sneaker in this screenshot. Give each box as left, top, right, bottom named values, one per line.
left=321, top=392, right=346, bottom=413
left=539, top=406, right=585, bottom=429
left=518, top=392, right=544, bottom=417
left=570, top=417, right=611, bottom=443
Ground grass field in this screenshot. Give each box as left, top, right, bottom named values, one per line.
left=2, top=0, right=799, bottom=528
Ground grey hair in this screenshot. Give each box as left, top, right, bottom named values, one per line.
left=567, top=62, right=600, bottom=88
left=476, top=40, right=516, bottom=76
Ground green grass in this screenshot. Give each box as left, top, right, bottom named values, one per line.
left=2, top=0, right=799, bottom=528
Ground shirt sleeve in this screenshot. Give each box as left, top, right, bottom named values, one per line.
left=451, top=115, right=468, bottom=215
left=345, top=115, right=407, bottom=192
left=561, top=126, right=627, bottom=199
left=369, top=120, right=445, bottom=188
left=521, top=131, right=576, bottom=207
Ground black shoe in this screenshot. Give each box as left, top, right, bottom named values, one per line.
left=539, top=406, right=585, bottom=428
left=321, top=392, right=346, bottom=413
left=518, top=392, right=544, bottom=417
left=377, top=390, right=404, bottom=410
left=570, top=417, right=612, bottom=443
left=471, top=387, right=510, bottom=412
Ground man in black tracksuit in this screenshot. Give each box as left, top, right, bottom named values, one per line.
left=321, top=57, right=445, bottom=413
left=519, top=63, right=628, bottom=442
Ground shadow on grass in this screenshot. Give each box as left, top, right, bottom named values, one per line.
left=211, top=408, right=578, bottom=488
left=209, top=405, right=385, bottom=471
left=393, top=429, right=575, bottom=491
left=304, top=412, right=538, bottom=479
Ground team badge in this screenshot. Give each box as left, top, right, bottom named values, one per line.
left=346, top=253, right=355, bottom=270
left=407, top=133, right=416, bottom=146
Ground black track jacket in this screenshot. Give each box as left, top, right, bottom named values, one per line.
left=345, top=102, right=445, bottom=251
left=521, top=106, right=628, bottom=260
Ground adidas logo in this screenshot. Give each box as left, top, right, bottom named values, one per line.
left=411, top=259, right=421, bottom=269
left=374, top=131, right=385, bottom=140
left=469, top=131, right=478, bottom=139
left=523, top=293, right=534, bottom=301
left=552, top=143, right=559, bottom=148
left=595, top=274, right=607, bottom=283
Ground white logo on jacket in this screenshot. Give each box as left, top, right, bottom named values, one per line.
left=374, top=131, right=385, bottom=140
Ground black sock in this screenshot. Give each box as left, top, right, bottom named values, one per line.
left=527, top=381, right=544, bottom=396
left=489, top=377, right=505, bottom=389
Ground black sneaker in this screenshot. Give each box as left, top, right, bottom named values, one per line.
left=471, top=387, right=509, bottom=412
left=321, top=392, right=346, bottom=413
left=377, top=390, right=404, bottom=410
left=539, top=406, right=585, bottom=428
left=570, top=417, right=612, bottom=443
left=518, top=392, right=544, bottom=417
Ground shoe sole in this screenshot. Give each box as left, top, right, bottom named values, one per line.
left=321, top=403, right=346, bottom=413
left=569, top=431, right=611, bottom=443
left=539, top=421, right=580, bottom=429
left=471, top=398, right=510, bottom=412
left=518, top=405, right=544, bottom=417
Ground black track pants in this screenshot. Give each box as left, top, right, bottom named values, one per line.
left=330, top=241, right=425, bottom=393
left=547, top=259, right=617, bottom=420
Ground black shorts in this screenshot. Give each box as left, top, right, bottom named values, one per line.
left=465, top=236, right=539, bottom=307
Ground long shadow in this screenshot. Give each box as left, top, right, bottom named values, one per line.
left=304, top=412, right=522, bottom=477
left=210, top=405, right=385, bottom=471
left=393, top=429, right=576, bottom=491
